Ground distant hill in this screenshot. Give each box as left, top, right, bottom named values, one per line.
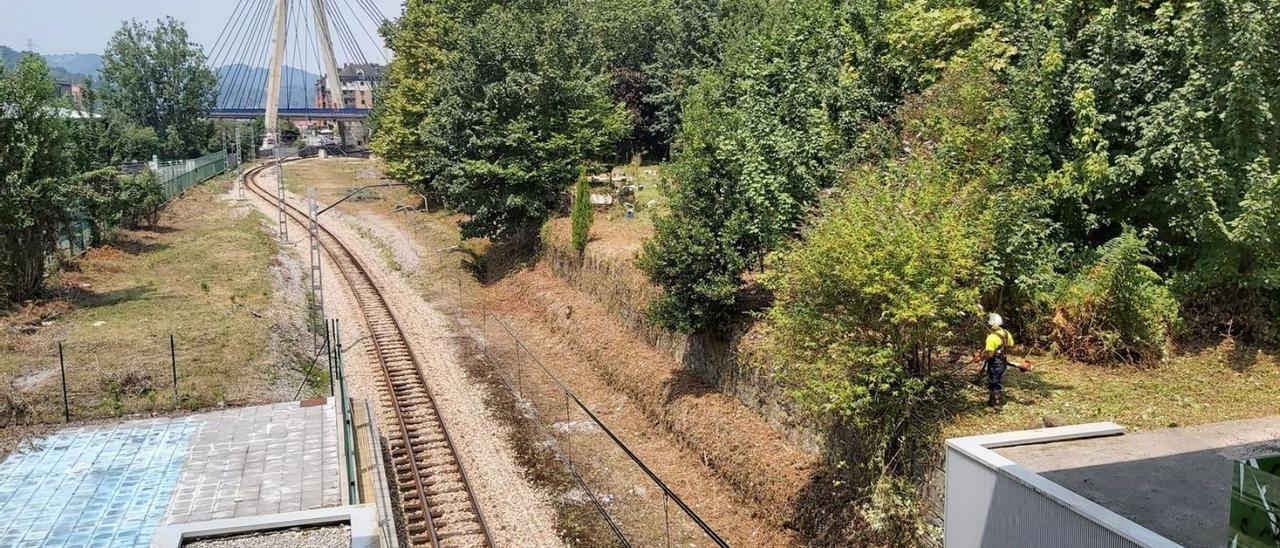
left=216, top=64, right=321, bottom=109
left=0, top=46, right=97, bottom=83
left=2, top=45, right=320, bottom=109
left=43, top=52, right=104, bottom=78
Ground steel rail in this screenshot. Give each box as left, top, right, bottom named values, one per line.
left=244, top=159, right=493, bottom=548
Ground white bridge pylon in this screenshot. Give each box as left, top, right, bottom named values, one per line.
left=261, top=0, right=345, bottom=150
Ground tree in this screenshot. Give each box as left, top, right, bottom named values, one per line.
left=638, top=0, right=853, bottom=332
left=570, top=171, right=594, bottom=253
left=0, top=56, right=78, bottom=301
left=383, top=0, right=626, bottom=240
left=99, top=17, right=217, bottom=158
left=370, top=0, right=458, bottom=185
left=576, top=0, right=732, bottom=159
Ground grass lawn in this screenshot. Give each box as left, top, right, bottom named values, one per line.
left=946, top=342, right=1280, bottom=436
left=0, top=174, right=280, bottom=424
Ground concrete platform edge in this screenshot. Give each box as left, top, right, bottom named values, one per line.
left=945, top=422, right=1182, bottom=548
left=150, top=504, right=378, bottom=548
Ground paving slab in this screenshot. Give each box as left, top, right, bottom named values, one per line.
left=997, top=416, right=1280, bottom=548
left=0, top=417, right=200, bottom=548
left=163, top=399, right=341, bottom=525
left=0, top=399, right=341, bottom=548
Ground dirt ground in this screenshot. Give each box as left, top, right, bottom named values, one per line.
left=0, top=174, right=320, bottom=450
left=272, top=157, right=799, bottom=545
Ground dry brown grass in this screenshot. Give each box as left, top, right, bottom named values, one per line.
left=0, top=174, right=279, bottom=425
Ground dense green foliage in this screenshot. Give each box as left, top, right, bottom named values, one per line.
left=99, top=18, right=218, bottom=158
left=639, top=0, right=987, bottom=332
left=570, top=173, right=594, bottom=253
left=643, top=0, right=1280, bottom=342
left=371, top=0, right=1279, bottom=541
left=577, top=0, right=732, bottom=159
left=374, top=0, right=626, bottom=240
left=1047, top=228, right=1181, bottom=363
left=0, top=56, right=167, bottom=303
left=0, top=57, right=79, bottom=301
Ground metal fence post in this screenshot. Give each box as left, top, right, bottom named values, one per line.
left=327, top=320, right=335, bottom=397
left=170, top=334, right=179, bottom=408
left=58, top=342, right=69, bottom=422
left=664, top=493, right=672, bottom=548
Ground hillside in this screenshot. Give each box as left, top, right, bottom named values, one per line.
left=215, top=64, right=321, bottom=109
left=0, top=46, right=98, bottom=82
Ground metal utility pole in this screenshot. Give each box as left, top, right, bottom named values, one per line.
left=263, top=0, right=290, bottom=143
left=275, top=136, right=288, bottom=240
left=308, top=187, right=325, bottom=355
left=235, top=126, right=244, bottom=199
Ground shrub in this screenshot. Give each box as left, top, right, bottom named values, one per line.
left=570, top=172, right=594, bottom=253
left=763, top=158, right=988, bottom=544
left=1047, top=228, right=1180, bottom=363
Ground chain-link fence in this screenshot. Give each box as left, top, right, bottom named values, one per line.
left=156, top=150, right=229, bottom=200
left=55, top=150, right=232, bottom=258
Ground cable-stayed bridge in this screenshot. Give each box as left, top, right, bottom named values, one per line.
left=205, top=0, right=389, bottom=145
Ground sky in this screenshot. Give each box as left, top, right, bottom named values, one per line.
left=0, top=0, right=403, bottom=66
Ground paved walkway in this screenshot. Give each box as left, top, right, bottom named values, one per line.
left=0, top=399, right=341, bottom=548
left=163, top=399, right=341, bottom=525
left=0, top=418, right=199, bottom=547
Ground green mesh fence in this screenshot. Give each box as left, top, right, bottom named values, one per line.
left=57, top=151, right=229, bottom=256
left=1231, top=455, right=1280, bottom=547
left=158, top=151, right=228, bottom=200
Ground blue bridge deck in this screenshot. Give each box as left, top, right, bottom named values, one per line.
left=207, top=108, right=371, bottom=120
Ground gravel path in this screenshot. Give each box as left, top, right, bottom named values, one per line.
left=243, top=165, right=565, bottom=547
left=183, top=524, right=350, bottom=548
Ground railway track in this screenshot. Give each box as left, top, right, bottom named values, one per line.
left=244, top=160, right=493, bottom=548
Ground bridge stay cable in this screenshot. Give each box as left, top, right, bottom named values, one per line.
left=224, top=0, right=264, bottom=108
left=207, top=0, right=387, bottom=128
left=225, top=0, right=275, bottom=108
left=206, top=0, right=253, bottom=72
left=210, top=0, right=263, bottom=107
left=325, top=0, right=366, bottom=67
left=339, top=0, right=387, bottom=62
left=241, top=0, right=280, bottom=109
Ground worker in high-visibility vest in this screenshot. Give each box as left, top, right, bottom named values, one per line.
left=977, top=313, right=1033, bottom=408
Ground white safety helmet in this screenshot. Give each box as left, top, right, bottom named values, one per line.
left=987, top=313, right=1003, bottom=328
